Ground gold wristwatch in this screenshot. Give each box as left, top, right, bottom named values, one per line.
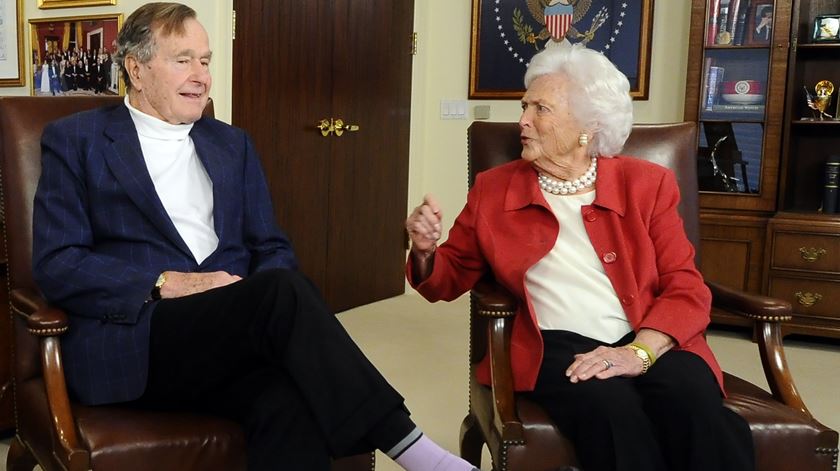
left=151, top=272, right=166, bottom=300
left=626, top=344, right=652, bottom=374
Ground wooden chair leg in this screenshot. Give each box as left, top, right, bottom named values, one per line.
left=459, top=413, right=485, bottom=468
left=6, top=435, right=38, bottom=471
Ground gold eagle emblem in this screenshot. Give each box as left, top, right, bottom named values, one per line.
left=516, top=0, right=608, bottom=47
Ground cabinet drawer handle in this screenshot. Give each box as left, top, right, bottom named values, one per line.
left=794, top=291, right=823, bottom=307
left=799, top=247, right=826, bottom=263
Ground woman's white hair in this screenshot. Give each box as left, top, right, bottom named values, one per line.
left=524, top=40, right=633, bottom=156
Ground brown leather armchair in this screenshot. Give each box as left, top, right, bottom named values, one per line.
left=458, top=121, right=839, bottom=471
left=0, top=96, right=373, bottom=471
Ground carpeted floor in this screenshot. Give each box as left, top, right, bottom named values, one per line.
left=2, top=293, right=838, bottom=470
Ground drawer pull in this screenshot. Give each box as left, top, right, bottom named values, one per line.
left=794, top=291, right=823, bottom=307
left=798, top=247, right=827, bottom=263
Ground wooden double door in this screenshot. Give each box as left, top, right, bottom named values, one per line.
left=232, top=0, right=415, bottom=312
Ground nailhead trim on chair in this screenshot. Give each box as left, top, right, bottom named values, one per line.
left=27, top=326, right=68, bottom=336
left=740, top=313, right=793, bottom=322
left=476, top=309, right=516, bottom=318
left=816, top=446, right=839, bottom=471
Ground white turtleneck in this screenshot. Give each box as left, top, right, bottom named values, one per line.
left=125, top=96, right=218, bottom=264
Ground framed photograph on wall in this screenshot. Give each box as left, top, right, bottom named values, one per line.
left=0, top=0, right=25, bottom=87
left=812, top=14, right=840, bottom=42
left=468, top=0, right=654, bottom=100
left=29, top=14, right=124, bottom=96
left=38, top=0, right=116, bottom=10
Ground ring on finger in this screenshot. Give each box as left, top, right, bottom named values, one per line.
left=602, top=359, right=613, bottom=370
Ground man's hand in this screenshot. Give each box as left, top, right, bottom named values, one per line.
left=158, top=271, right=242, bottom=299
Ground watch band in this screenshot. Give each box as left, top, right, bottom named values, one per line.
left=626, top=343, right=652, bottom=374
left=151, top=272, right=166, bottom=300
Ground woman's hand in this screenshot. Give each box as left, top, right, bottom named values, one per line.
left=406, top=194, right=442, bottom=256
left=566, top=345, right=644, bottom=382
left=565, top=329, right=675, bottom=383
left=405, top=194, right=442, bottom=282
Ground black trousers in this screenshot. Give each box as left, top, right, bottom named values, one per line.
left=523, top=330, right=754, bottom=471
left=136, top=269, right=409, bottom=470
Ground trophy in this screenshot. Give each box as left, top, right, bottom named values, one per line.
left=804, top=80, right=835, bottom=120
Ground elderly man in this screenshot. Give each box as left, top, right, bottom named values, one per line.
left=32, top=3, right=475, bottom=470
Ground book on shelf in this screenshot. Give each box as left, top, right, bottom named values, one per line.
left=727, top=0, right=741, bottom=43
left=825, top=156, right=840, bottom=214
left=700, top=57, right=713, bottom=112
left=707, top=0, right=722, bottom=45
left=716, top=4, right=731, bottom=44
left=733, top=0, right=751, bottom=45
left=704, top=66, right=725, bottom=111
left=711, top=103, right=765, bottom=112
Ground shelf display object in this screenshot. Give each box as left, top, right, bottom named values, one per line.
left=685, top=0, right=788, bottom=309
left=687, top=0, right=840, bottom=338
left=769, top=0, right=840, bottom=339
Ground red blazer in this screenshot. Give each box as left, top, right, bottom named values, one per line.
left=408, top=157, right=724, bottom=393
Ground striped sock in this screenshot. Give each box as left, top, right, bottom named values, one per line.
left=387, top=430, right=477, bottom=471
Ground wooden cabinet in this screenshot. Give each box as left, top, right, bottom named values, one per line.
left=765, top=215, right=840, bottom=337
left=686, top=0, right=840, bottom=338
left=684, top=0, right=789, bottom=311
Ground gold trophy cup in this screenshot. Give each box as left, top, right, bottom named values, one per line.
left=805, top=80, right=835, bottom=120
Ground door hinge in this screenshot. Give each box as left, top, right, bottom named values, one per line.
left=232, top=10, right=236, bottom=40
left=410, top=32, right=418, bottom=55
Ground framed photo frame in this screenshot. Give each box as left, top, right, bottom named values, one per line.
left=468, top=0, right=654, bottom=100
left=812, top=14, right=840, bottom=42
left=747, top=2, right=774, bottom=45
left=29, top=14, right=124, bottom=97
left=38, top=0, right=116, bottom=10
left=0, top=0, right=25, bottom=87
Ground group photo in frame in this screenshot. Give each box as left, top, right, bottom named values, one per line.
left=0, top=0, right=25, bottom=87
left=37, top=0, right=116, bottom=10
left=28, top=14, right=123, bottom=97
left=469, top=0, right=654, bottom=100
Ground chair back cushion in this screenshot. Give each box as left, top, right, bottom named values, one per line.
left=466, top=121, right=700, bottom=251
left=0, top=96, right=215, bottom=293
left=0, top=97, right=214, bottom=383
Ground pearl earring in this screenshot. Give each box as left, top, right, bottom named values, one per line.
left=578, top=133, right=589, bottom=147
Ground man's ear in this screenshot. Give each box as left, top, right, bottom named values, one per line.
left=124, top=55, right=143, bottom=91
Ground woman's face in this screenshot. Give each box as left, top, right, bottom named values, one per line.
left=518, top=73, right=583, bottom=165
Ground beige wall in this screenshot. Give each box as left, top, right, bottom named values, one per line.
left=5, top=1, right=691, bottom=287
left=2, top=0, right=234, bottom=121
left=409, top=1, right=692, bottom=242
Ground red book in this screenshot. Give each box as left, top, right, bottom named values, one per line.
left=707, top=0, right=722, bottom=45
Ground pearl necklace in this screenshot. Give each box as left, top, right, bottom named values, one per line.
left=537, top=157, right=598, bottom=195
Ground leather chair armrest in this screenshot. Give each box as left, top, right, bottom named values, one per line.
left=707, top=281, right=792, bottom=322
left=707, top=281, right=811, bottom=417
left=10, top=287, right=85, bottom=466
left=472, top=278, right=517, bottom=318
left=12, top=287, right=69, bottom=335
left=471, top=279, right=524, bottom=444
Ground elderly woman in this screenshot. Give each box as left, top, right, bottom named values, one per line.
left=405, top=42, right=753, bottom=471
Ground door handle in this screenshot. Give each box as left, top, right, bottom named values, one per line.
left=316, top=118, right=333, bottom=137
left=334, top=118, right=360, bottom=137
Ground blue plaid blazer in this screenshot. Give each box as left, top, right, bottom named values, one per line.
left=32, top=103, right=297, bottom=405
